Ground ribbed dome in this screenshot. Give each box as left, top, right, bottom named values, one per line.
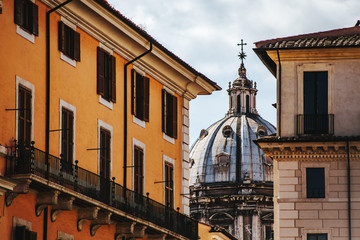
left=189, top=113, right=275, bottom=185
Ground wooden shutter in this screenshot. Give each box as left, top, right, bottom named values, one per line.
left=110, top=55, right=116, bottom=103
left=29, top=231, right=37, bottom=240
left=31, top=2, right=38, bottom=36
left=97, top=47, right=105, bottom=95
left=172, top=95, right=178, bottom=139
left=131, top=69, right=135, bottom=115
left=74, top=31, right=80, bottom=61
left=58, top=22, right=65, bottom=52
left=15, top=226, right=27, bottom=240
left=136, top=73, right=144, bottom=120
left=14, top=0, right=24, bottom=26
left=134, top=146, right=143, bottom=194
left=143, top=76, right=150, bottom=122
left=161, top=89, right=166, bottom=133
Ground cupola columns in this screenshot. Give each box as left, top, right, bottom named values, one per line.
left=227, top=40, right=258, bottom=115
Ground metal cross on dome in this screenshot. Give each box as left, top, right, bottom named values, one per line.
left=237, top=39, right=247, bottom=64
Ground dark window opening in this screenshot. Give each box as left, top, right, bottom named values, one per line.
left=14, top=225, right=37, bottom=240
left=237, top=94, right=241, bottom=113
left=18, top=85, right=32, bottom=146
left=14, top=0, right=38, bottom=36
left=61, top=108, right=74, bottom=173
left=162, top=90, right=177, bottom=139
left=131, top=69, right=149, bottom=122
left=303, top=71, right=328, bottom=134
left=246, top=95, right=250, bottom=113
left=100, top=128, right=111, bottom=179
left=134, top=146, right=144, bottom=195
left=97, top=47, right=116, bottom=103
left=307, top=233, right=328, bottom=240
left=58, top=21, right=80, bottom=61
left=165, top=162, right=174, bottom=208
left=306, top=168, right=325, bottom=198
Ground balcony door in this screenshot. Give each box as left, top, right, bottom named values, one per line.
left=303, top=71, right=328, bottom=134
left=61, top=108, right=74, bottom=173
left=100, top=128, right=111, bottom=203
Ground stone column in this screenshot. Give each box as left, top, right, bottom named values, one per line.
left=252, top=213, right=261, bottom=240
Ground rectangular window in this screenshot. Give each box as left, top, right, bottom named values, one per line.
left=303, top=71, right=328, bottom=134
left=97, top=47, right=116, bottom=103
left=61, top=108, right=74, bottom=172
left=100, top=128, right=111, bottom=179
left=14, top=0, right=38, bottom=36
left=131, top=69, right=149, bottom=122
left=165, top=162, right=174, bottom=208
left=134, top=146, right=144, bottom=195
left=14, top=225, right=37, bottom=240
left=162, top=90, right=177, bottom=139
left=306, top=168, right=325, bottom=198
left=307, top=233, right=327, bottom=240
left=18, top=85, right=32, bottom=146
left=58, top=22, right=80, bottom=61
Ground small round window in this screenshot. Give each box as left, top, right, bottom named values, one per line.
left=222, top=125, right=233, bottom=138
left=199, top=129, right=208, bottom=139
left=257, top=126, right=267, bottom=137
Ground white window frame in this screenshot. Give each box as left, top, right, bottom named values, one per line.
left=57, top=231, right=74, bottom=240
left=15, top=0, right=36, bottom=43
left=132, top=138, right=145, bottom=194
left=97, top=119, right=113, bottom=178
left=163, top=154, right=175, bottom=206
left=59, top=99, right=76, bottom=163
left=12, top=216, right=32, bottom=233
left=301, top=229, right=332, bottom=240
left=15, top=75, right=35, bottom=143
left=59, top=17, right=77, bottom=67
left=98, top=43, right=114, bottom=110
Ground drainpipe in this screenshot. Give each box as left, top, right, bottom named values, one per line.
left=346, top=139, right=352, bottom=240
left=123, top=42, right=153, bottom=189
left=45, top=1, right=73, bottom=240
left=276, top=50, right=282, bottom=137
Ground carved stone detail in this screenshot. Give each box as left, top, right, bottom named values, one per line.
left=132, top=225, right=147, bottom=238
left=77, top=207, right=99, bottom=231
left=90, top=211, right=112, bottom=236
left=51, top=196, right=75, bottom=222
left=115, top=221, right=136, bottom=239
left=5, top=180, right=31, bottom=206
left=35, top=191, right=60, bottom=216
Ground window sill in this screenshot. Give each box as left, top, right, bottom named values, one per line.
left=99, top=96, right=113, bottom=110
left=60, top=53, right=76, bottom=67
left=133, top=116, right=145, bottom=128
left=16, top=25, right=35, bottom=43
left=163, top=133, right=175, bottom=144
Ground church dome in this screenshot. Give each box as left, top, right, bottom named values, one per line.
left=189, top=45, right=276, bottom=186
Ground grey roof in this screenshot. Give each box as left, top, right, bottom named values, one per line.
left=189, top=114, right=276, bottom=185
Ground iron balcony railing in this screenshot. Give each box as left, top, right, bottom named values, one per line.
left=6, top=141, right=198, bottom=240
left=297, top=114, right=334, bottom=135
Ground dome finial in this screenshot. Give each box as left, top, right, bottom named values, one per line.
left=237, top=39, right=247, bottom=78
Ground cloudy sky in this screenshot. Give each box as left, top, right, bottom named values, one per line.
left=107, top=0, right=360, bottom=145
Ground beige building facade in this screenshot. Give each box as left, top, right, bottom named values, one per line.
left=254, top=23, right=360, bottom=240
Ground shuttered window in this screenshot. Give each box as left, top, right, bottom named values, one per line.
left=162, top=90, right=177, bottom=139
left=97, top=47, right=116, bottom=103
left=134, top=146, right=144, bottom=195
left=131, top=69, right=149, bottom=122
left=14, top=0, right=38, bottom=36
left=14, top=226, right=37, bottom=240
left=58, top=22, right=80, bottom=61
left=61, top=108, right=74, bottom=172
left=100, top=128, right=111, bottom=179
left=18, top=86, right=32, bottom=146
left=165, top=162, right=174, bottom=208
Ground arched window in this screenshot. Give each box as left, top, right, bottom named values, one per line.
left=246, top=95, right=250, bottom=113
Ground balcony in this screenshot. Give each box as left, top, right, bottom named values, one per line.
left=297, top=114, right=334, bottom=135
left=5, top=142, right=198, bottom=240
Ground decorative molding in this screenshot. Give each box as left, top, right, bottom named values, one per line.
left=77, top=207, right=99, bottom=231
left=35, top=191, right=60, bottom=216
left=115, top=221, right=135, bottom=239
left=51, top=196, right=75, bottom=222
left=5, top=179, right=31, bottom=206
left=90, top=212, right=112, bottom=236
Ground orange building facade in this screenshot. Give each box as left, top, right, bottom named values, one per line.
left=0, top=0, right=221, bottom=239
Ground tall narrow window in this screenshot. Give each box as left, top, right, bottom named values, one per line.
left=237, top=95, right=241, bottom=113
left=307, top=233, right=327, bottom=240
left=97, top=47, right=116, bottom=103
left=100, top=128, right=111, bottom=179
left=131, top=69, right=149, bottom=122
left=58, top=21, right=80, bottom=61
left=162, top=90, right=177, bottom=139
left=14, top=0, right=38, bottom=36
left=134, top=146, right=144, bottom=195
left=246, top=95, right=250, bottom=113
left=306, top=168, right=325, bottom=198
left=18, top=86, right=32, bottom=146
left=165, top=162, right=174, bottom=208
left=61, top=108, right=74, bottom=172
left=303, top=71, right=328, bottom=134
